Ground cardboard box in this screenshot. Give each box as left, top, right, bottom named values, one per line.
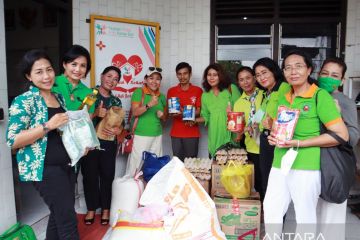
left=196, top=178, right=210, bottom=194
left=211, top=163, right=254, bottom=198
left=214, top=197, right=261, bottom=240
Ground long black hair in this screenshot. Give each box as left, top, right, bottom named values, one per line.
left=202, top=63, right=231, bottom=92
left=19, top=49, right=53, bottom=80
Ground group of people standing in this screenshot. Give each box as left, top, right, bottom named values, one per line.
left=5, top=44, right=358, bottom=240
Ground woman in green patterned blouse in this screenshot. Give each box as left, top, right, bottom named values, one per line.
left=6, top=49, right=79, bottom=239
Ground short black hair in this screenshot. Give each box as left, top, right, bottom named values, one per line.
left=236, top=66, right=255, bottom=78
left=176, top=62, right=192, bottom=74
left=62, top=44, right=91, bottom=76
left=320, top=57, right=347, bottom=78
left=282, top=49, right=316, bottom=84
left=19, top=49, right=53, bottom=80
left=102, top=66, right=122, bottom=80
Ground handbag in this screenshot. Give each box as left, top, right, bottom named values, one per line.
left=320, top=130, right=357, bottom=203
left=122, top=90, right=145, bottom=154
left=0, top=222, right=36, bottom=240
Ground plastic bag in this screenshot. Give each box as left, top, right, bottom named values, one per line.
left=220, top=160, right=253, bottom=199
left=58, top=106, right=100, bottom=166
left=0, top=222, right=36, bottom=240
left=142, top=151, right=170, bottom=182
left=140, top=157, right=226, bottom=240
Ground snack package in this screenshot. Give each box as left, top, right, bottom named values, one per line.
left=273, top=106, right=300, bottom=146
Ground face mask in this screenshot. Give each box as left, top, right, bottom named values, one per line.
left=318, top=76, right=342, bottom=93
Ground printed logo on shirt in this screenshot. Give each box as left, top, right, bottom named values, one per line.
left=190, top=96, right=197, bottom=105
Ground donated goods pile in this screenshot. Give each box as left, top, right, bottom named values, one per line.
left=107, top=151, right=261, bottom=240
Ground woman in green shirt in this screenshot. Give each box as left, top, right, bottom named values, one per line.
left=195, top=63, right=241, bottom=157
left=264, top=50, right=349, bottom=237
left=233, top=66, right=264, bottom=197
left=253, top=57, right=289, bottom=201
left=52, top=44, right=95, bottom=113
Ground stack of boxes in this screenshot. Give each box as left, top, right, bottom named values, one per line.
left=212, top=148, right=261, bottom=240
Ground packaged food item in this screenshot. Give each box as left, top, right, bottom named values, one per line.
left=168, top=97, right=180, bottom=114
left=79, top=88, right=98, bottom=110
left=182, top=105, right=195, bottom=121
left=227, top=112, right=245, bottom=132
left=273, top=106, right=300, bottom=146
left=96, top=106, right=125, bottom=141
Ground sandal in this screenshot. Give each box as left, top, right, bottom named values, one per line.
left=101, top=209, right=110, bottom=225
left=84, top=211, right=95, bottom=225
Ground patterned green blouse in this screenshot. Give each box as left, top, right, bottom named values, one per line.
left=6, top=86, right=67, bottom=181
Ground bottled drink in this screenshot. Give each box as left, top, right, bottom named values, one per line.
left=79, top=89, right=98, bottom=110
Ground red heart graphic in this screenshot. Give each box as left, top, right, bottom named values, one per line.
left=111, top=54, right=143, bottom=84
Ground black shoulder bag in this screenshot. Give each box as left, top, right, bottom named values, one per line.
left=316, top=90, right=357, bottom=203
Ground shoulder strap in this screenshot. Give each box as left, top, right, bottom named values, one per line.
left=326, top=130, right=348, bottom=146
left=131, top=90, right=145, bottom=134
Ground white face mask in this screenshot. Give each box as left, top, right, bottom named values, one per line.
left=280, top=147, right=298, bottom=176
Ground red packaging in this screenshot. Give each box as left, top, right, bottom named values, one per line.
left=227, top=112, right=245, bottom=132
left=273, top=106, right=300, bottom=145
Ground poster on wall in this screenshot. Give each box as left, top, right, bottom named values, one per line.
left=90, top=15, right=160, bottom=124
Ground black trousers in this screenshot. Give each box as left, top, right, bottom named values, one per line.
left=247, top=153, right=262, bottom=198
left=259, top=131, right=275, bottom=201
left=34, top=165, right=79, bottom=240
left=81, top=139, right=117, bottom=211
left=171, top=137, right=199, bottom=161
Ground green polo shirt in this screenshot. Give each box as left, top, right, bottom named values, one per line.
left=52, top=74, right=95, bottom=113
left=233, top=88, right=264, bottom=154
left=259, top=82, right=291, bottom=131
left=273, top=84, right=342, bottom=170
left=131, top=87, right=166, bottom=136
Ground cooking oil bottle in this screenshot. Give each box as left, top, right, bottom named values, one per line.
left=79, top=88, right=98, bottom=110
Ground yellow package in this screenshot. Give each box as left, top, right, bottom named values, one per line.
left=220, top=160, right=253, bottom=199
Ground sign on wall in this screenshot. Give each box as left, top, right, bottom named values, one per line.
left=90, top=15, right=160, bottom=121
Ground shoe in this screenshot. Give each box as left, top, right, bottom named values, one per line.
left=101, top=210, right=110, bottom=226
left=84, top=211, right=95, bottom=225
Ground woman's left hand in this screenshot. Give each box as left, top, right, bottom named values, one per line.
left=268, top=131, right=299, bottom=148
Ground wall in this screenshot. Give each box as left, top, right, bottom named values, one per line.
left=345, top=0, right=360, bottom=98
left=73, top=0, right=211, bottom=157
left=0, top=0, right=17, bottom=233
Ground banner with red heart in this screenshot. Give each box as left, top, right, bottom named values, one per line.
left=111, top=54, right=143, bottom=84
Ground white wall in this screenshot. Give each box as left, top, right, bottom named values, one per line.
left=0, top=0, right=17, bottom=233
left=345, top=0, right=360, bottom=99
left=73, top=0, right=211, bottom=157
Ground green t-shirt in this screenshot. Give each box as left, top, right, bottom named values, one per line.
left=273, top=85, right=342, bottom=170
left=52, top=74, right=95, bottom=113
left=131, top=88, right=166, bottom=136
left=233, top=88, right=264, bottom=154
left=259, top=82, right=290, bottom=131
left=201, top=84, right=241, bottom=156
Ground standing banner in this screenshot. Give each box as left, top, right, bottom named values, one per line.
left=90, top=15, right=160, bottom=123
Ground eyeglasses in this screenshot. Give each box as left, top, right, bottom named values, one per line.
left=255, top=70, right=271, bottom=79
left=148, top=67, right=162, bottom=72
left=283, top=64, right=307, bottom=73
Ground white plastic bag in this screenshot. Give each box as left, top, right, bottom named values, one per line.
left=58, top=106, right=100, bottom=166
left=140, top=157, right=226, bottom=240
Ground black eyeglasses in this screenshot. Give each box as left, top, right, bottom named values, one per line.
left=148, top=67, right=162, bottom=72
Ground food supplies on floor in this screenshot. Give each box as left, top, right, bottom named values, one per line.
left=58, top=106, right=100, bottom=166
left=109, top=174, right=144, bottom=226
left=220, top=160, right=253, bottom=199
left=109, top=206, right=171, bottom=240
left=140, top=157, right=226, bottom=240
left=214, top=197, right=261, bottom=240
left=184, top=157, right=212, bottom=180
left=215, top=148, right=248, bottom=165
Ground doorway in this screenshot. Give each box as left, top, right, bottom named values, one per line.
left=4, top=0, right=72, bottom=225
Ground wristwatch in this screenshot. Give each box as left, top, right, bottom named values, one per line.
left=41, top=122, right=50, bottom=133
